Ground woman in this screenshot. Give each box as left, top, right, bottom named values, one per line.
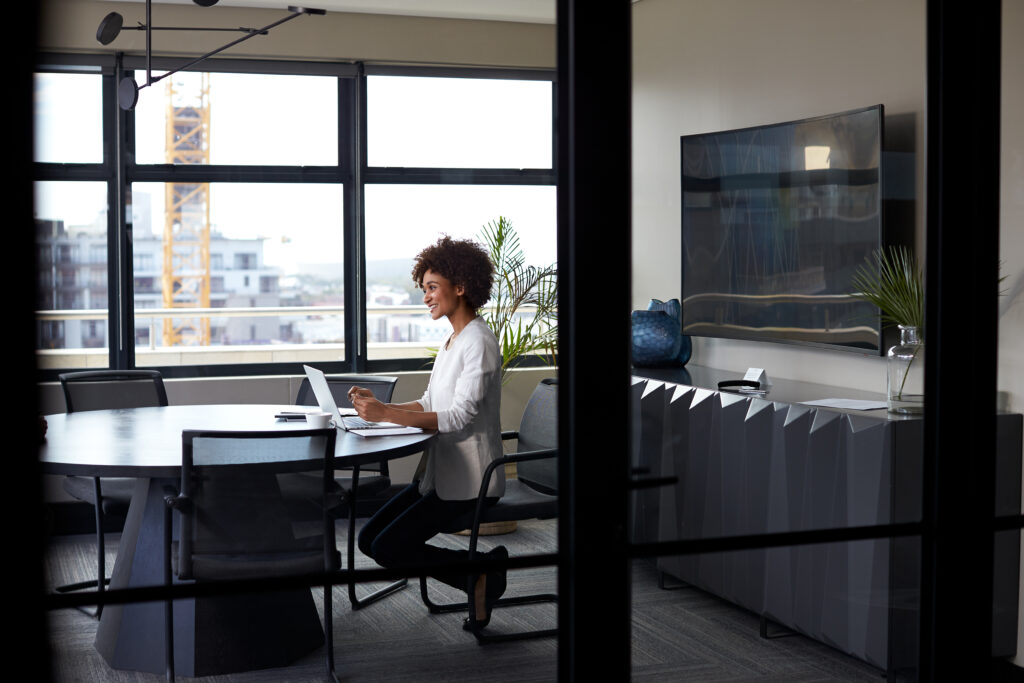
left=349, top=235, right=506, bottom=629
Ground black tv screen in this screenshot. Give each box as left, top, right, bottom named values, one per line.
left=681, top=105, right=885, bottom=354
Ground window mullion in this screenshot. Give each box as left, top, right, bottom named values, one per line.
left=128, top=165, right=344, bottom=184
left=345, top=67, right=368, bottom=372
left=110, top=56, right=134, bottom=370
left=363, top=168, right=556, bottom=185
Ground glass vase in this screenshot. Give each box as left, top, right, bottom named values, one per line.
left=631, top=310, right=682, bottom=367
left=887, top=325, right=924, bottom=415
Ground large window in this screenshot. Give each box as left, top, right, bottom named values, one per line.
left=34, top=72, right=103, bottom=164
left=364, top=184, right=556, bottom=360
left=367, top=75, right=552, bottom=168
left=364, top=73, right=555, bottom=362
left=34, top=69, right=108, bottom=369
left=33, top=59, right=555, bottom=376
left=34, top=181, right=109, bottom=363
left=131, top=182, right=344, bottom=365
left=133, top=71, right=339, bottom=166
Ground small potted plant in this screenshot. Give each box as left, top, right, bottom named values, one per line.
left=850, top=246, right=925, bottom=414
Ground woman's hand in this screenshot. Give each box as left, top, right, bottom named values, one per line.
left=348, top=397, right=436, bottom=430
left=347, top=386, right=376, bottom=403
left=351, top=395, right=391, bottom=423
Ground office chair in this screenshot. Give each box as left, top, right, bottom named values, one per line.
left=164, top=429, right=340, bottom=682
left=419, top=377, right=559, bottom=644
left=56, top=369, right=169, bottom=618
left=283, top=373, right=408, bottom=609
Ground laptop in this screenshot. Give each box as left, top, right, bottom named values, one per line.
left=301, top=365, right=402, bottom=432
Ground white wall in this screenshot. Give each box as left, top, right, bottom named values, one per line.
left=632, top=0, right=1024, bottom=665
left=632, top=0, right=925, bottom=392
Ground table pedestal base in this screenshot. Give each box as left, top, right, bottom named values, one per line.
left=95, top=478, right=325, bottom=676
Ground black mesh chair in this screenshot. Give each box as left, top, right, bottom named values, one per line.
left=293, top=374, right=399, bottom=507
left=56, top=369, right=169, bottom=618
left=420, top=377, right=559, bottom=644
left=284, top=374, right=407, bottom=609
left=163, top=429, right=340, bottom=682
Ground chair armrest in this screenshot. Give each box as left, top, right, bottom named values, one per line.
left=476, top=448, right=557, bottom=498
left=500, top=447, right=557, bottom=466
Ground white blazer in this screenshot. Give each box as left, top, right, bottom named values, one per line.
left=417, top=317, right=505, bottom=501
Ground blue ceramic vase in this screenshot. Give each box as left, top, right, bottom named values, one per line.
left=631, top=298, right=692, bottom=367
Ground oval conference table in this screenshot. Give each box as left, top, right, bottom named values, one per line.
left=39, top=404, right=435, bottom=678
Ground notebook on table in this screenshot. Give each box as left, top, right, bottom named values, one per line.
left=301, top=365, right=423, bottom=436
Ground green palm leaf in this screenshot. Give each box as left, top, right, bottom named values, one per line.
left=850, top=245, right=924, bottom=332
left=479, top=217, right=558, bottom=383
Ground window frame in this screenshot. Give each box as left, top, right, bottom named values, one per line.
left=33, top=54, right=556, bottom=380
left=360, top=66, right=557, bottom=373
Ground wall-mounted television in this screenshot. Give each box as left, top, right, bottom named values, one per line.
left=680, top=104, right=896, bottom=355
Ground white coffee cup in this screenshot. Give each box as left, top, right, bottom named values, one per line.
left=305, top=412, right=333, bottom=429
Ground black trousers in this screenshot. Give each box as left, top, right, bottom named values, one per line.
left=358, top=482, right=497, bottom=594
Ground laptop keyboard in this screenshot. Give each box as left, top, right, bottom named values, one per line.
left=344, top=416, right=379, bottom=429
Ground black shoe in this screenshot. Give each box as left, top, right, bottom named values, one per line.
left=463, top=546, right=508, bottom=631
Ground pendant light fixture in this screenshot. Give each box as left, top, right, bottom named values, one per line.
left=95, top=0, right=325, bottom=110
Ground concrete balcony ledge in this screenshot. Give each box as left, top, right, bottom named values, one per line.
left=35, top=342, right=447, bottom=369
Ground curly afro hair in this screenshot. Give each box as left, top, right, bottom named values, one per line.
left=411, top=235, right=495, bottom=310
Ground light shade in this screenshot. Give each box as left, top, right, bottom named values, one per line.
left=95, top=12, right=123, bottom=45
left=118, top=77, right=139, bottom=111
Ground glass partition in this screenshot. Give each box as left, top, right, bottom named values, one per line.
left=626, top=0, right=939, bottom=678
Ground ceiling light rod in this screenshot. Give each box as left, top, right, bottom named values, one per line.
left=111, top=24, right=274, bottom=35
left=96, top=1, right=325, bottom=110
left=143, top=7, right=320, bottom=88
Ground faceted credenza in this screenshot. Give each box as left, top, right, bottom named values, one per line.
left=629, top=372, right=1021, bottom=674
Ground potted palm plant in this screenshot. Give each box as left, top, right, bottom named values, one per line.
left=850, top=245, right=925, bottom=414
left=478, top=217, right=558, bottom=382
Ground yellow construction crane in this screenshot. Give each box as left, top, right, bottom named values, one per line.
left=162, top=72, right=211, bottom=346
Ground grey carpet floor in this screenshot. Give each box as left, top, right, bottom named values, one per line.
left=43, top=519, right=884, bottom=682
